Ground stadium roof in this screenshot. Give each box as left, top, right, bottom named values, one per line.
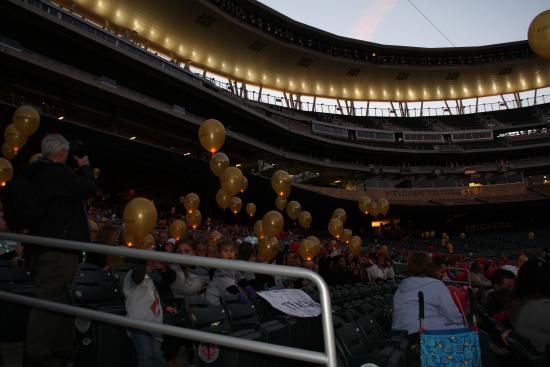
left=61, top=0, right=550, bottom=102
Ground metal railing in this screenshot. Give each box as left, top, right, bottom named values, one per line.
left=0, top=232, right=337, bottom=367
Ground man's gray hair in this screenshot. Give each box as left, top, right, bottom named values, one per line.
left=41, top=133, right=69, bottom=158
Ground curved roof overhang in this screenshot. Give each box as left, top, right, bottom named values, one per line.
left=64, top=0, right=550, bottom=102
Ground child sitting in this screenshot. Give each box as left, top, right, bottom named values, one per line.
left=205, top=241, right=253, bottom=305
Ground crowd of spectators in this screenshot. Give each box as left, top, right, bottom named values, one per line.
left=1, top=201, right=549, bottom=366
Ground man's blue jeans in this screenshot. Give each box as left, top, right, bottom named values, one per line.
left=129, top=329, right=166, bottom=367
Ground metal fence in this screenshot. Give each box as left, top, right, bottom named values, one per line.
left=0, top=232, right=337, bottom=367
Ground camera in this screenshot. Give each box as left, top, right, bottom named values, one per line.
left=68, top=140, right=88, bottom=167
left=69, top=140, right=86, bottom=158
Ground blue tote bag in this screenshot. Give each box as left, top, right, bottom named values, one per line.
left=418, top=291, right=481, bottom=367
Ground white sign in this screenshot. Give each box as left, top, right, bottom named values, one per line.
left=257, top=289, right=321, bottom=317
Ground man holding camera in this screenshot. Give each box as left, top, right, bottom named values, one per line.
left=24, top=133, right=97, bottom=367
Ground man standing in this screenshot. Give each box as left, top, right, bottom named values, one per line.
left=25, top=134, right=97, bottom=366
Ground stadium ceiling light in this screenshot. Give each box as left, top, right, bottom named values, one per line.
left=184, top=152, right=191, bottom=156
left=129, top=136, right=136, bottom=140
left=236, top=163, right=242, bottom=167
left=58, top=116, right=64, bottom=120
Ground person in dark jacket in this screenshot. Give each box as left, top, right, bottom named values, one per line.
left=24, top=133, right=97, bottom=367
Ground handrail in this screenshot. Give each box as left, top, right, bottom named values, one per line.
left=0, top=232, right=337, bottom=367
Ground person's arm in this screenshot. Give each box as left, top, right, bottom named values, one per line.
left=131, top=262, right=147, bottom=285
left=52, top=162, right=97, bottom=199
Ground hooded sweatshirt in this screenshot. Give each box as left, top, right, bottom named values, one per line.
left=392, top=276, right=464, bottom=334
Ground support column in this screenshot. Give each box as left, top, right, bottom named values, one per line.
left=336, top=100, right=344, bottom=115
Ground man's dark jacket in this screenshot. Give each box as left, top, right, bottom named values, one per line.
left=29, top=159, right=97, bottom=252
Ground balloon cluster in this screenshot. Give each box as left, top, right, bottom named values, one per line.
left=0, top=106, right=41, bottom=185
left=199, top=119, right=320, bottom=263
left=357, top=196, right=390, bottom=217
left=200, top=119, right=251, bottom=219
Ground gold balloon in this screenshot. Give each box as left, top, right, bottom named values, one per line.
left=186, top=209, right=202, bottom=230
left=230, top=196, right=242, bottom=214
left=123, top=197, right=158, bottom=241
left=4, top=123, right=28, bottom=150
left=378, top=198, right=390, bottom=216
left=246, top=202, right=256, bottom=217
left=92, top=168, right=100, bottom=178
left=29, top=153, right=42, bottom=163
left=209, top=152, right=229, bottom=177
left=208, top=230, right=223, bottom=245
left=528, top=10, right=550, bottom=60
left=262, top=210, right=284, bottom=237
left=258, top=236, right=279, bottom=262
left=332, top=208, right=347, bottom=224
left=358, top=196, right=372, bottom=214
left=367, top=201, right=379, bottom=217
left=349, top=236, right=362, bottom=255
left=13, top=105, right=40, bottom=136
left=0, top=158, right=14, bottom=185
left=328, top=218, right=344, bottom=239
left=240, top=176, right=248, bottom=193
left=271, top=170, right=291, bottom=198
left=342, top=229, right=353, bottom=243
left=421, top=232, right=426, bottom=239
left=286, top=200, right=301, bottom=221
left=430, top=231, right=436, bottom=238
left=142, top=234, right=156, bottom=250
left=446, top=242, right=454, bottom=254
left=169, top=219, right=187, bottom=240
left=275, top=196, right=287, bottom=212
left=1, top=143, right=16, bottom=160
left=215, top=188, right=231, bottom=209
left=123, top=228, right=140, bottom=247
left=198, top=119, right=225, bottom=154
left=528, top=232, right=535, bottom=240
left=307, top=235, right=320, bottom=248
left=220, top=166, right=244, bottom=196
left=184, top=193, right=200, bottom=213
left=460, top=232, right=466, bottom=240
left=254, top=220, right=265, bottom=239
left=298, top=238, right=320, bottom=261
left=298, top=211, right=312, bottom=229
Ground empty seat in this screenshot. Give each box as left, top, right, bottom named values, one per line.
left=68, top=263, right=122, bottom=308
left=333, top=316, right=405, bottom=367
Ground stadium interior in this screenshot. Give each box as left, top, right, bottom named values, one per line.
left=0, top=0, right=549, bottom=366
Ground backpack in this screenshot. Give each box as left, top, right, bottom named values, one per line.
left=2, top=160, right=47, bottom=232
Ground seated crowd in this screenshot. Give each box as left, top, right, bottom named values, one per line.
left=1, top=207, right=549, bottom=367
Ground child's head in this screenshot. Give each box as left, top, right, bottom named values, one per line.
left=193, top=239, right=208, bottom=257
left=218, top=241, right=236, bottom=260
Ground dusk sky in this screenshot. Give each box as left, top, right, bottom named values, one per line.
left=258, top=0, right=549, bottom=48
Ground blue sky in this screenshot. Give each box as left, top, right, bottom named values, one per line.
left=258, top=0, right=549, bottom=47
